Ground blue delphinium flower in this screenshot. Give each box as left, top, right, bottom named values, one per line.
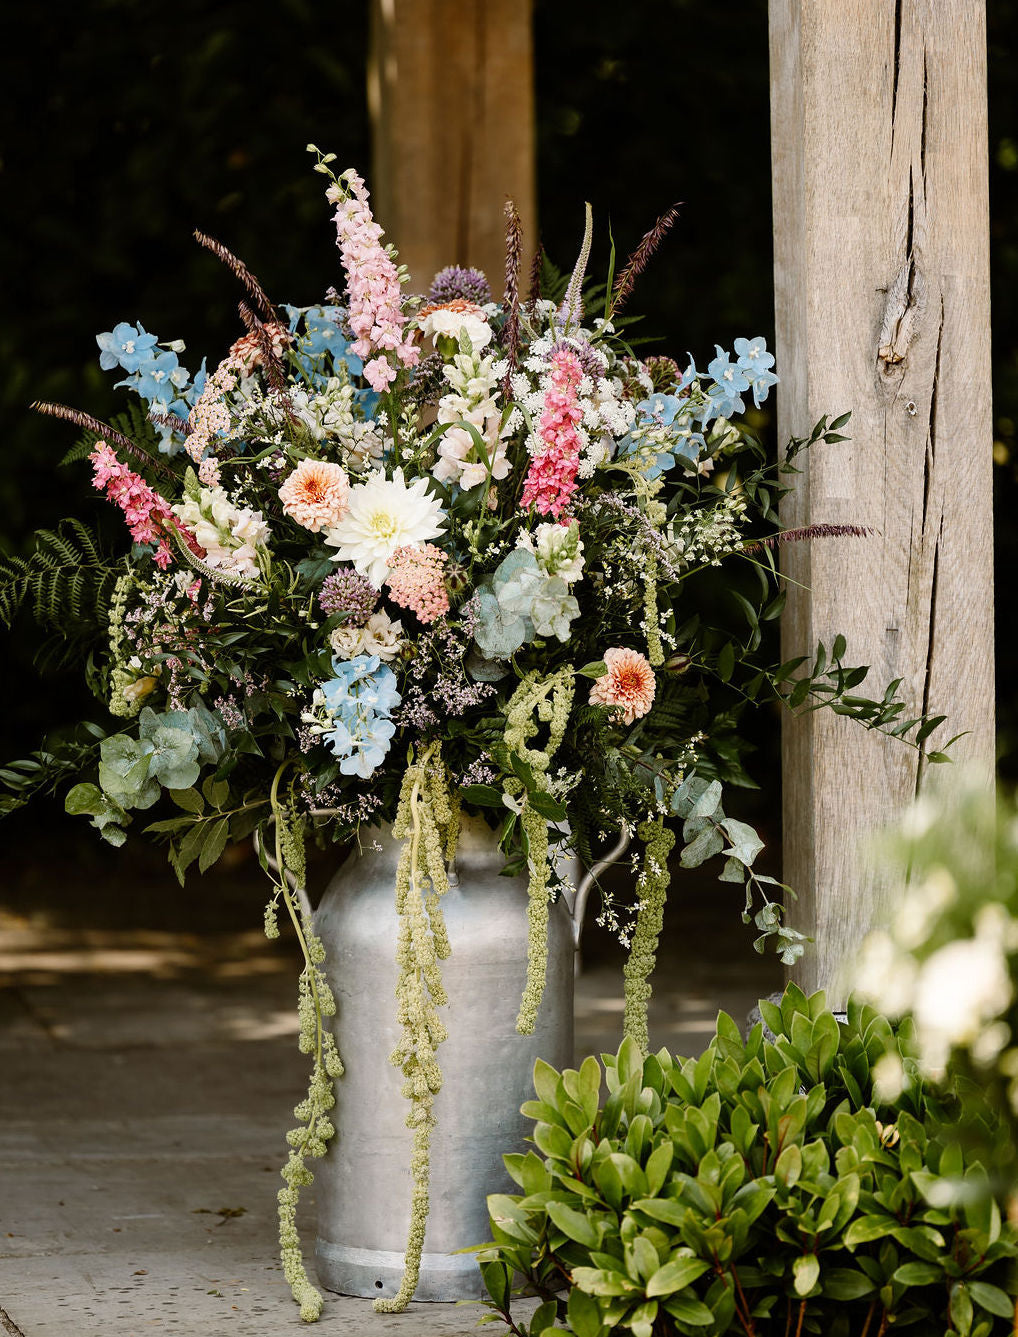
left=734, top=335, right=778, bottom=408
left=96, top=321, right=159, bottom=373
left=616, top=393, right=706, bottom=480
left=320, top=655, right=400, bottom=778
left=129, top=349, right=183, bottom=402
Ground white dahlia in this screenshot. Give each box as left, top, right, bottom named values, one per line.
left=324, top=467, right=447, bottom=586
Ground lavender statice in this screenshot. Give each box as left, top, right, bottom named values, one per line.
left=318, top=566, right=378, bottom=620
left=427, top=265, right=492, bottom=307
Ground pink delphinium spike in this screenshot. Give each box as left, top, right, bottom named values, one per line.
left=89, top=441, right=180, bottom=569
left=328, top=172, right=419, bottom=394
left=519, top=348, right=584, bottom=519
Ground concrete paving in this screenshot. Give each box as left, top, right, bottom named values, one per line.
left=0, top=842, right=781, bottom=1336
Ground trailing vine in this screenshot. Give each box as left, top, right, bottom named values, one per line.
left=503, top=667, right=575, bottom=1034
left=375, top=741, right=458, bottom=1314
left=621, top=814, right=676, bottom=1050
left=267, top=764, right=343, bottom=1324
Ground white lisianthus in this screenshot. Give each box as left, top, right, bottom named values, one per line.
left=330, top=610, right=404, bottom=663
left=324, top=467, right=447, bottom=585
left=419, top=302, right=492, bottom=352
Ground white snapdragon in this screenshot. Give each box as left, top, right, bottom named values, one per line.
left=432, top=351, right=510, bottom=491
left=173, top=486, right=271, bottom=581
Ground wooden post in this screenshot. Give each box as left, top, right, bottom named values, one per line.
left=769, top=1, right=994, bottom=999
left=368, top=0, right=537, bottom=294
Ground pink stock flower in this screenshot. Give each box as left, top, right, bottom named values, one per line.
left=588, top=647, right=657, bottom=725
left=279, top=458, right=350, bottom=532
left=89, top=441, right=179, bottom=569
left=384, top=544, right=450, bottom=624
left=329, top=173, right=419, bottom=393
left=519, top=348, right=584, bottom=519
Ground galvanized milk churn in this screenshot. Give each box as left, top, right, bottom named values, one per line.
left=306, top=814, right=619, bottom=1302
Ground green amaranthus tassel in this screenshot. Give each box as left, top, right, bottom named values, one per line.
left=374, top=741, right=457, bottom=1314
left=622, top=815, right=676, bottom=1050
left=503, top=668, right=575, bottom=1034
left=643, top=554, right=665, bottom=667
left=268, top=768, right=343, bottom=1324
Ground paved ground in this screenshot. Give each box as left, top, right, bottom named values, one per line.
left=0, top=834, right=781, bottom=1336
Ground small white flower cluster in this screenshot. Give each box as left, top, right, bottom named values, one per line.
left=173, top=485, right=271, bottom=581
left=858, top=874, right=1017, bottom=1084
left=503, top=332, right=635, bottom=479
left=668, top=492, right=748, bottom=567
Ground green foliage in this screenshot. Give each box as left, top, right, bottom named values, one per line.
left=478, top=985, right=1018, bottom=1337
left=0, top=519, right=122, bottom=668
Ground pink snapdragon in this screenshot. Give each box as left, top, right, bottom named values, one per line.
left=329, top=172, right=419, bottom=393
left=519, top=349, right=584, bottom=519
left=90, top=442, right=178, bottom=569
left=384, top=544, right=450, bottom=624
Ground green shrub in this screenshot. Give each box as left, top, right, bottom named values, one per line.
left=477, top=984, right=1018, bottom=1337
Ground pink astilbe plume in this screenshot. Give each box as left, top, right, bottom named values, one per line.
left=519, top=348, right=584, bottom=519
left=90, top=442, right=181, bottom=569
left=385, top=544, right=450, bottom=624
left=328, top=172, right=419, bottom=393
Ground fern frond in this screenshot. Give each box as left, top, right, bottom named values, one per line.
left=0, top=521, right=123, bottom=662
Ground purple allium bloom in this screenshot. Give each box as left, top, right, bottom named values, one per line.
left=319, top=566, right=379, bottom=621
left=428, top=265, right=492, bottom=307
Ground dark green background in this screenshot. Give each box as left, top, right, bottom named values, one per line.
left=0, top=0, right=1013, bottom=856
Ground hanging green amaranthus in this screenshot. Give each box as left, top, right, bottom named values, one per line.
left=622, top=814, right=676, bottom=1050
left=374, top=741, right=458, bottom=1314
left=266, top=766, right=343, bottom=1324
left=503, top=667, right=575, bottom=1034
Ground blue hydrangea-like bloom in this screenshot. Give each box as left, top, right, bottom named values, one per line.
left=97, top=321, right=159, bottom=373
left=320, top=655, right=400, bottom=778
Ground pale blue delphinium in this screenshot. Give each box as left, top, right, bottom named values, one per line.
left=97, top=321, right=159, bottom=373
left=127, top=349, right=183, bottom=402
left=734, top=335, right=779, bottom=409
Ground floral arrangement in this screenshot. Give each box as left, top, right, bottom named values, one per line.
left=0, top=148, right=943, bottom=1321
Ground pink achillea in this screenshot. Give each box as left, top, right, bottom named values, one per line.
left=329, top=172, right=419, bottom=393
left=279, top=459, right=350, bottom=533
left=90, top=442, right=179, bottom=569
left=589, top=647, right=657, bottom=725
left=519, top=348, right=584, bottom=519
left=185, top=356, right=240, bottom=483
left=385, top=544, right=450, bottom=624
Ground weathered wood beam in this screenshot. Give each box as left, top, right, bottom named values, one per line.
left=769, top=0, right=994, bottom=999
left=368, top=0, right=537, bottom=295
